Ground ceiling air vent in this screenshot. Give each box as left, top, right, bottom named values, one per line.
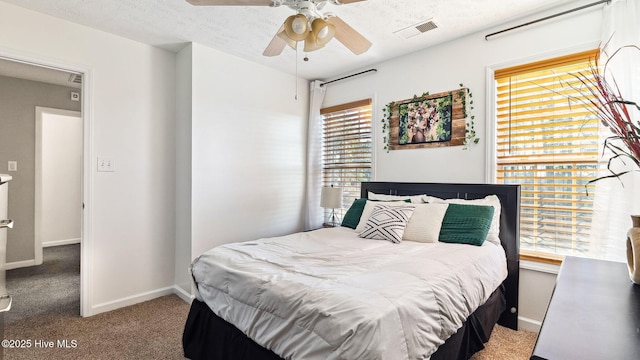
left=69, top=73, right=82, bottom=85
left=394, top=19, right=438, bottom=40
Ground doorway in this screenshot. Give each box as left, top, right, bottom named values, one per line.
left=35, top=107, right=82, bottom=262
left=0, top=53, right=90, bottom=317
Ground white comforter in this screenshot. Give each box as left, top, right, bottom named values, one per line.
left=190, top=227, right=507, bottom=360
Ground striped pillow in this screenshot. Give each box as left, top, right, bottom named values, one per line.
left=359, top=204, right=415, bottom=243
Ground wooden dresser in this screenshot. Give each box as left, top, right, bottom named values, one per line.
left=531, top=256, right=640, bottom=359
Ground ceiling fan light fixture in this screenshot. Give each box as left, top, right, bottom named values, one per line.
left=311, top=18, right=335, bottom=45
left=303, top=30, right=323, bottom=52
left=284, top=14, right=309, bottom=41
left=185, top=0, right=372, bottom=57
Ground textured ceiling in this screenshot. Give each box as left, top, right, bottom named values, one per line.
left=1, top=0, right=579, bottom=81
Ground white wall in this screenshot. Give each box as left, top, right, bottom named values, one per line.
left=174, top=43, right=310, bottom=297
left=322, top=1, right=604, bottom=331
left=0, top=2, right=177, bottom=315
left=189, top=43, right=309, bottom=260
left=175, top=42, right=310, bottom=300
left=174, top=44, right=193, bottom=297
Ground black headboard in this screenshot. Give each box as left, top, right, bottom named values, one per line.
left=361, top=182, right=520, bottom=330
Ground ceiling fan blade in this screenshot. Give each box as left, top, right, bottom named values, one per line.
left=186, top=0, right=274, bottom=6
left=263, top=25, right=288, bottom=57
left=327, top=16, right=372, bottom=55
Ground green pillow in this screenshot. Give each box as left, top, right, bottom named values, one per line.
left=439, top=203, right=495, bottom=246
left=341, top=198, right=368, bottom=229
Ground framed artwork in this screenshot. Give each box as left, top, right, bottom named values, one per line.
left=388, top=88, right=466, bottom=150
left=398, top=95, right=452, bottom=145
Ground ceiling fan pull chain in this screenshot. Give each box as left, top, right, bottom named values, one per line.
left=295, top=44, right=299, bottom=100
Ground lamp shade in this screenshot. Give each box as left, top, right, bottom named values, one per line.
left=283, top=14, right=309, bottom=41
left=311, top=18, right=335, bottom=46
left=320, top=186, right=343, bottom=209
left=303, top=30, right=324, bottom=52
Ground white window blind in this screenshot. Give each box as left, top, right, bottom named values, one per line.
left=321, top=99, right=372, bottom=217
left=494, top=49, right=600, bottom=260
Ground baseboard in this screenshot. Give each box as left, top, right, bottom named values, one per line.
left=518, top=316, right=542, bottom=333
left=89, top=286, right=176, bottom=317
left=6, top=259, right=38, bottom=270
left=173, top=285, right=194, bottom=304
left=7, top=241, right=79, bottom=269
left=43, top=238, right=81, bottom=248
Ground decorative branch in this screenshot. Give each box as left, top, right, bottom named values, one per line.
left=564, top=44, right=640, bottom=184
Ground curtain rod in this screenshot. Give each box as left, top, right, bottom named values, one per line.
left=320, top=69, right=377, bottom=87
left=485, top=0, right=610, bottom=40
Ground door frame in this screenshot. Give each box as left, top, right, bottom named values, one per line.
left=0, top=48, right=93, bottom=317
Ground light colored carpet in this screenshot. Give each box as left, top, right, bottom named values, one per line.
left=4, top=295, right=189, bottom=360
left=472, top=325, right=538, bottom=360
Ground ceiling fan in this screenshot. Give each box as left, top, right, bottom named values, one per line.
left=186, top=0, right=372, bottom=57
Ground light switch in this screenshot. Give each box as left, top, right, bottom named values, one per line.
left=97, top=157, right=115, bottom=172
left=8, top=161, right=17, bottom=172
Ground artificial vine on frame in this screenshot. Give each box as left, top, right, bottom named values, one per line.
left=457, top=83, right=479, bottom=150
left=381, top=101, right=393, bottom=152
left=381, top=85, right=479, bottom=152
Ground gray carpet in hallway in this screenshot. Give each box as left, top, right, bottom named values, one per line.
left=5, top=244, right=80, bottom=325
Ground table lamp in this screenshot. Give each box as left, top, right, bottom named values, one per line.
left=320, top=185, right=343, bottom=226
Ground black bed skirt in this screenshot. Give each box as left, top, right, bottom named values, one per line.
left=183, top=285, right=506, bottom=360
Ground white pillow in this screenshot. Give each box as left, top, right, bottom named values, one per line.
left=368, top=192, right=425, bottom=204
left=356, top=200, right=411, bottom=232
left=359, top=204, right=415, bottom=243
left=402, top=203, right=449, bottom=243
left=422, top=195, right=444, bottom=204
left=423, top=194, right=502, bottom=245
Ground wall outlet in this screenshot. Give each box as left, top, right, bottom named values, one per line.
left=97, top=157, right=115, bottom=172
left=7, top=161, right=17, bottom=172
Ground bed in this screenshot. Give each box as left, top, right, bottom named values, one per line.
left=183, top=182, right=520, bottom=360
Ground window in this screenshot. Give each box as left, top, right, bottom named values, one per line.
left=494, top=49, right=600, bottom=262
left=321, top=99, right=372, bottom=218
